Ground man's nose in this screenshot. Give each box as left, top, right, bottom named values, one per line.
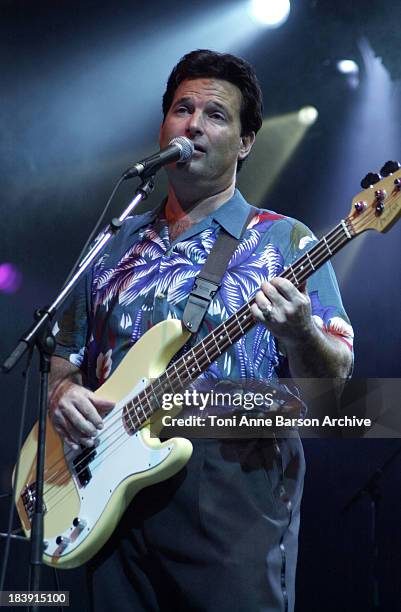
left=185, top=111, right=203, bottom=136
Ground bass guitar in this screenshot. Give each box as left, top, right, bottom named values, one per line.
left=14, top=162, right=401, bottom=568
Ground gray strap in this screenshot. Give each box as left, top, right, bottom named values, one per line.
left=182, top=207, right=257, bottom=333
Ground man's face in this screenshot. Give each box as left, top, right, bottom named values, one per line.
left=159, top=77, right=254, bottom=187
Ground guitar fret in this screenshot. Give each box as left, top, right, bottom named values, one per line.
left=235, top=311, right=245, bottom=334
left=222, top=321, right=231, bottom=343
left=159, top=372, right=175, bottom=395
left=191, top=350, right=202, bottom=373
left=139, top=392, right=151, bottom=418
left=150, top=384, right=162, bottom=411
left=200, top=342, right=211, bottom=364
left=126, top=402, right=136, bottom=430
left=289, top=266, right=299, bottom=286
left=305, top=251, right=315, bottom=271
left=341, top=219, right=352, bottom=239
left=182, top=354, right=192, bottom=377
left=213, top=331, right=222, bottom=355
left=172, top=362, right=185, bottom=386
left=323, top=236, right=332, bottom=255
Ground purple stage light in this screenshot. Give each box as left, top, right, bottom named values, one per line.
left=0, top=263, right=22, bottom=294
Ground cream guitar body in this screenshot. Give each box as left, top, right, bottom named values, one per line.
left=15, top=320, right=193, bottom=569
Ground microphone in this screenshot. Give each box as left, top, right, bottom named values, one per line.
left=123, top=137, right=194, bottom=180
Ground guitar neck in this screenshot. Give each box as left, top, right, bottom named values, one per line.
left=128, top=217, right=355, bottom=421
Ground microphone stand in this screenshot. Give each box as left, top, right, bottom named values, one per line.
left=1, top=174, right=155, bottom=611
left=342, top=444, right=401, bottom=611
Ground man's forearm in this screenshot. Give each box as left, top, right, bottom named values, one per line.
left=49, top=356, right=83, bottom=404
left=284, top=322, right=352, bottom=380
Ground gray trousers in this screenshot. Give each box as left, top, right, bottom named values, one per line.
left=87, top=437, right=305, bottom=612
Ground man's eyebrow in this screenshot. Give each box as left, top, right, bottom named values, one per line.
left=172, top=97, right=231, bottom=116
left=172, top=96, right=193, bottom=107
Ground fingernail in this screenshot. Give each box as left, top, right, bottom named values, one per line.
left=97, top=422, right=104, bottom=429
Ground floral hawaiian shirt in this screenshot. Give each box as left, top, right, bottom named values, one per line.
left=54, top=189, right=354, bottom=395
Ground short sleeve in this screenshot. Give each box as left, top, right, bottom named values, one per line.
left=53, top=271, right=92, bottom=371
left=284, top=219, right=354, bottom=353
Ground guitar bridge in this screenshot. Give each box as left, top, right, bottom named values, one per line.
left=21, top=483, right=47, bottom=522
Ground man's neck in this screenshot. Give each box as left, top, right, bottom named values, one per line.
left=164, top=183, right=235, bottom=241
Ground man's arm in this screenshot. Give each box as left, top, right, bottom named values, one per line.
left=251, top=278, right=353, bottom=379
left=48, top=356, right=114, bottom=450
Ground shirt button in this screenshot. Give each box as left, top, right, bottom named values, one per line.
left=156, top=291, right=165, bottom=299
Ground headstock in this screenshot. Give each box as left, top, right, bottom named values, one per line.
left=347, top=161, right=401, bottom=235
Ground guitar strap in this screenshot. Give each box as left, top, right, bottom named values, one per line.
left=182, top=206, right=257, bottom=334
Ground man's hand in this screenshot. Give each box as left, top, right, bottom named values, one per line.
left=49, top=379, right=115, bottom=451
left=251, top=278, right=314, bottom=345
left=250, top=277, right=352, bottom=381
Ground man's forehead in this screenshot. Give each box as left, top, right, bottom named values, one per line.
left=172, top=78, right=242, bottom=106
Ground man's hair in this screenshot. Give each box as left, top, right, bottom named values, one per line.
left=162, top=49, right=263, bottom=171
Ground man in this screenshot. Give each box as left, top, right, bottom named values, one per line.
left=50, top=50, right=353, bottom=611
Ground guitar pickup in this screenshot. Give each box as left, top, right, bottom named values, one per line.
left=73, top=446, right=97, bottom=487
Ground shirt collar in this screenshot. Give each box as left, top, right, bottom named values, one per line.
left=210, top=189, right=254, bottom=238
left=128, top=189, right=254, bottom=240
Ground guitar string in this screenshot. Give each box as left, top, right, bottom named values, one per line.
left=34, top=217, right=355, bottom=504
left=39, top=219, right=355, bottom=510
left=39, top=220, right=343, bottom=488
left=41, top=192, right=394, bottom=508
left=46, top=188, right=400, bottom=482
left=36, top=197, right=391, bottom=513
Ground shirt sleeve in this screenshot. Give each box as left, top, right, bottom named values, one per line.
left=53, top=271, right=92, bottom=372
left=283, top=218, right=354, bottom=353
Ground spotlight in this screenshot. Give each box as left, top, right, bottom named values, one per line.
left=250, top=0, right=290, bottom=27
left=0, top=263, right=22, bottom=294
left=298, top=106, right=318, bottom=126
left=337, top=59, right=359, bottom=75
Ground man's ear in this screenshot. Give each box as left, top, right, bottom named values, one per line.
left=238, top=131, right=256, bottom=161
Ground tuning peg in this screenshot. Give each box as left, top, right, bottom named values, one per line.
left=380, top=160, right=401, bottom=176
left=360, top=172, right=381, bottom=189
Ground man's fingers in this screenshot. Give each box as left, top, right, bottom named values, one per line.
left=53, top=407, right=96, bottom=447
left=49, top=382, right=114, bottom=448
left=298, top=280, right=307, bottom=294
left=90, top=393, right=115, bottom=417
left=268, top=277, right=301, bottom=300
left=72, top=391, right=110, bottom=430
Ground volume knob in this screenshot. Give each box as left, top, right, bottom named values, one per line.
left=55, top=535, right=71, bottom=549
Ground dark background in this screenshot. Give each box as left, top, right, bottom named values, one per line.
left=0, top=1, right=400, bottom=610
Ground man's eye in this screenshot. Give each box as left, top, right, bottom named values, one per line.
left=175, top=106, right=189, bottom=114
left=210, top=112, right=225, bottom=121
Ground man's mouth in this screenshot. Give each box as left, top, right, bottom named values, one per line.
left=193, top=144, right=206, bottom=153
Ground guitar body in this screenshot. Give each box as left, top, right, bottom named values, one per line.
left=14, top=320, right=193, bottom=569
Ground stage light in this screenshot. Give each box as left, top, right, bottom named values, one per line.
left=0, top=263, right=22, bottom=294
left=238, top=111, right=314, bottom=204
left=298, top=106, right=318, bottom=126
left=250, top=0, right=290, bottom=27
left=337, top=59, right=359, bottom=75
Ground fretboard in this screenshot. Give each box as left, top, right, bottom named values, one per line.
left=124, top=218, right=355, bottom=429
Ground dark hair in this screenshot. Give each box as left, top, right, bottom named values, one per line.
left=162, top=49, right=263, bottom=171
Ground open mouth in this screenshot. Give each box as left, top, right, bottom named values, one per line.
left=193, top=144, right=206, bottom=153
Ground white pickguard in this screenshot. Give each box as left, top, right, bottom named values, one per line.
left=43, top=378, right=172, bottom=560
